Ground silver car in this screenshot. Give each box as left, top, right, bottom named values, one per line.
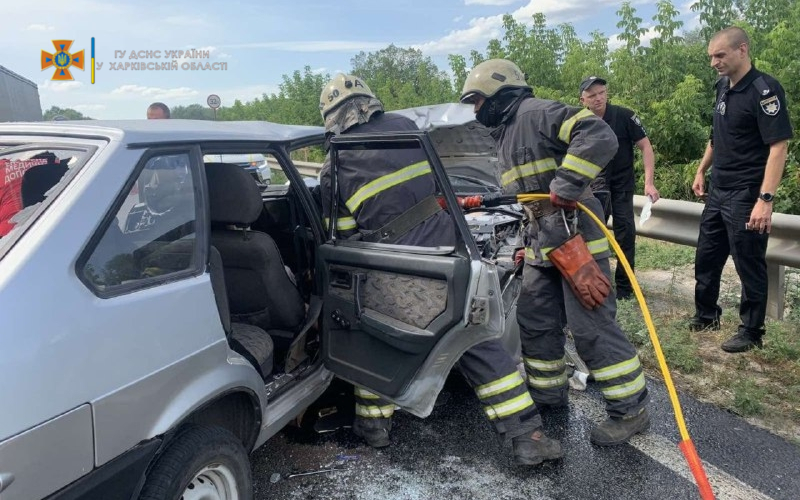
left=0, top=116, right=517, bottom=500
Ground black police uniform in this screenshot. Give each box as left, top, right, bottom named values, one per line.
left=319, top=111, right=542, bottom=444
left=694, top=66, right=793, bottom=337
left=591, top=104, right=648, bottom=300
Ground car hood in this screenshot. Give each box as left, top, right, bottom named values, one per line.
left=391, top=104, right=499, bottom=188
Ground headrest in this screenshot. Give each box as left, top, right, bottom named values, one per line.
left=204, top=162, right=263, bottom=226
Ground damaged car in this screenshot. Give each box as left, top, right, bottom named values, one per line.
left=0, top=111, right=526, bottom=500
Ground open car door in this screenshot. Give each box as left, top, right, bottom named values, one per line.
left=319, top=132, right=506, bottom=418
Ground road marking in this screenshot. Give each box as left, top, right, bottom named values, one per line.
left=571, top=391, right=775, bottom=500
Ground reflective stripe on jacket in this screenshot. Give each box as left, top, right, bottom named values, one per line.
left=493, top=97, right=618, bottom=265
left=320, top=112, right=455, bottom=247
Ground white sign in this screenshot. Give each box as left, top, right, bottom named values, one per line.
left=207, top=94, right=221, bottom=109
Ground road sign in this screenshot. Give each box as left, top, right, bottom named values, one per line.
left=207, top=94, right=221, bottom=109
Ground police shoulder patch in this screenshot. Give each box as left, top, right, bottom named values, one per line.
left=760, top=95, right=780, bottom=116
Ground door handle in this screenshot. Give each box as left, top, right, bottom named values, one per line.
left=0, top=472, right=15, bottom=494
left=330, top=269, right=352, bottom=289
left=352, top=272, right=366, bottom=319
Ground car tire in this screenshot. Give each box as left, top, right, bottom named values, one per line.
left=139, top=425, right=253, bottom=500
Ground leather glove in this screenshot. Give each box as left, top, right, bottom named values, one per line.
left=549, top=191, right=577, bottom=210
left=546, top=234, right=611, bottom=310
left=514, top=248, right=525, bottom=267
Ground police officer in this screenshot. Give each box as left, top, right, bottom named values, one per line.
left=691, top=27, right=793, bottom=352
left=460, top=59, right=651, bottom=446
left=318, top=74, right=562, bottom=466
left=579, top=76, right=659, bottom=300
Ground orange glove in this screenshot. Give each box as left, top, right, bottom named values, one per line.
left=549, top=191, right=577, bottom=210
left=546, top=234, right=610, bottom=310
left=514, top=248, right=525, bottom=266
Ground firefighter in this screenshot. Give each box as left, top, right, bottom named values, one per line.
left=460, top=59, right=651, bottom=446
left=318, top=73, right=562, bottom=466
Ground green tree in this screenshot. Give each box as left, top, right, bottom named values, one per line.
left=42, top=106, right=91, bottom=120
left=691, top=0, right=738, bottom=39
left=350, top=45, right=455, bottom=110
left=171, top=104, right=215, bottom=120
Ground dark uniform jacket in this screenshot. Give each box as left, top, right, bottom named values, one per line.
left=711, top=66, right=793, bottom=190
left=493, top=97, right=618, bottom=266
left=592, top=104, right=647, bottom=192
left=320, top=112, right=455, bottom=247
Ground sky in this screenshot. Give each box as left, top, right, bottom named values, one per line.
left=4, top=0, right=701, bottom=120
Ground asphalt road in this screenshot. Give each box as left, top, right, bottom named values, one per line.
left=250, top=375, right=800, bottom=500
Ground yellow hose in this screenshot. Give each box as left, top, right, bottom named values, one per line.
left=516, top=193, right=715, bottom=500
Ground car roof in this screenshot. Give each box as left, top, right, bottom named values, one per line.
left=390, top=103, right=479, bottom=130
left=0, top=119, right=325, bottom=147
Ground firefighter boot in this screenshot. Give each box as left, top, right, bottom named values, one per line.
left=352, top=417, right=392, bottom=448
left=590, top=408, right=650, bottom=446
left=512, top=428, right=564, bottom=466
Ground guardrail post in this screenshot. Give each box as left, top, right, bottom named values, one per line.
left=767, top=263, right=785, bottom=320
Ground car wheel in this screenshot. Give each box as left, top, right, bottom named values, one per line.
left=139, top=425, right=253, bottom=500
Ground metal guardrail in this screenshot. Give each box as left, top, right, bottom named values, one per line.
left=631, top=195, right=799, bottom=320
left=293, top=160, right=324, bottom=178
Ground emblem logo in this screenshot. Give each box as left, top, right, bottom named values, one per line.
left=41, top=40, right=85, bottom=81
left=760, top=95, right=780, bottom=116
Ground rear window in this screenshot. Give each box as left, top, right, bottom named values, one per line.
left=0, top=146, right=92, bottom=247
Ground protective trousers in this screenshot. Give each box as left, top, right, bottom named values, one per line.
left=517, top=260, right=649, bottom=418
left=595, top=189, right=636, bottom=300
left=694, top=186, right=768, bottom=336
left=355, top=339, right=542, bottom=443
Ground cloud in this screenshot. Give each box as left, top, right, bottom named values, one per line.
left=608, top=26, right=660, bottom=51
left=39, top=80, right=84, bottom=92
left=465, top=0, right=518, bottom=5
left=176, top=46, right=231, bottom=61
left=110, top=85, right=199, bottom=100
left=26, top=23, right=55, bottom=31
left=414, top=16, right=504, bottom=55
left=223, top=41, right=390, bottom=53
left=453, top=16, right=463, bottom=23
left=416, top=0, right=623, bottom=55
left=73, top=103, right=107, bottom=112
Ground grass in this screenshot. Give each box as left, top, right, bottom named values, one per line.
left=632, top=238, right=696, bottom=270
left=618, top=238, right=800, bottom=444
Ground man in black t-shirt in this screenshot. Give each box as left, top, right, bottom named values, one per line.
left=691, top=27, right=793, bottom=352
left=580, top=76, right=659, bottom=300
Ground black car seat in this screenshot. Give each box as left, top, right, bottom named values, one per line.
left=204, top=162, right=306, bottom=350
left=141, top=239, right=275, bottom=380
left=209, top=245, right=274, bottom=379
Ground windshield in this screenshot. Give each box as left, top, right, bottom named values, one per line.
left=0, top=145, right=93, bottom=249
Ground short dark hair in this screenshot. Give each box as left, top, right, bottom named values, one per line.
left=713, top=26, right=750, bottom=51
left=148, top=102, right=171, bottom=118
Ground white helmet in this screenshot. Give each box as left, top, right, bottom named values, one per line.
left=460, top=59, right=530, bottom=103
left=319, top=73, right=376, bottom=119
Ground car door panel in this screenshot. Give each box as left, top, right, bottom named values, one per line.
left=320, top=132, right=505, bottom=418
left=320, top=245, right=469, bottom=391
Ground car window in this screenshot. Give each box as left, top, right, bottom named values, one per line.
left=326, top=140, right=457, bottom=249
left=203, top=152, right=273, bottom=188
left=0, top=147, right=85, bottom=240
left=81, top=152, right=199, bottom=293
